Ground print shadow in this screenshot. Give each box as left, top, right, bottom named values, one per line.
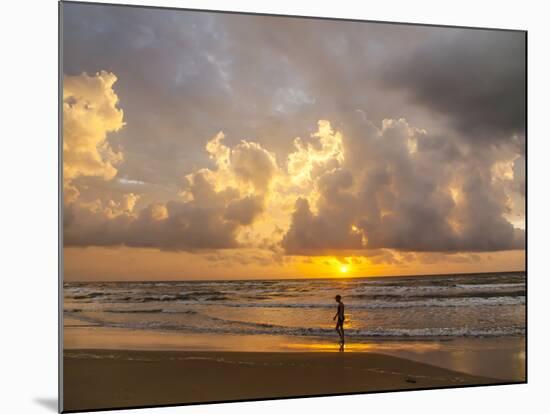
left=34, top=397, right=58, bottom=412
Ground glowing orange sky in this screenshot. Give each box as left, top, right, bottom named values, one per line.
left=63, top=246, right=525, bottom=281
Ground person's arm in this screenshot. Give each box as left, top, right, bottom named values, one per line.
left=333, top=308, right=338, bottom=320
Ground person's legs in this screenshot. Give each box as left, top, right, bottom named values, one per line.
left=336, top=320, right=344, bottom=344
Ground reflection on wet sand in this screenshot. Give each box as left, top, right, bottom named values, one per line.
left=64, top=325, right=524, bottom=381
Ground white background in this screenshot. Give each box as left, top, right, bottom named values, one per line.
left=0, top=0, right=547, bottom=413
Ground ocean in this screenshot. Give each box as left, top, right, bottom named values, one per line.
left=64, top=271, right=525, bottom=341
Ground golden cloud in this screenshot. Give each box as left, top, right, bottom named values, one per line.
left=64, top=110, right=525, bottom=258
left=63, top=71, right=125, bottom=203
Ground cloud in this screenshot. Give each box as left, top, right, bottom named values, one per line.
left=64, top=114, right=525, bottom=254
left=225, top=196, right=264, bottom=225
left=382, top=30, right=526, bottom=144
left=282, top=197, right=363, bottom=255
left=62, top=6, right=525, bottom=263
left=513, top=156, right=526, bottom=197
left=64, top=132, right=274, bottom=250
left=64, top=188, right=241, bottom=251
left=195, top=132, right=278, bottom=196
left=287, top=120, right=345, bottom=189
left=231, top=140, right=278, bottom=193
left=63, top=71, right=125, bottom=202
left=282, top=118, right=525, bottom=254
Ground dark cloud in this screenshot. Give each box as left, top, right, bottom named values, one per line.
left=64, top=170, right=263, bottom=250
left=382, top=29, right=526, bottom=145
left=282, top=197, right=363, bottom=255
left=225, top=196, right=264, bottom=226
left=513, top=156, right=526, bottom=197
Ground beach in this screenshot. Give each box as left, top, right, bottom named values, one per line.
left=62, top=273, right=526, bottom=411
left=63, top=349, right=508, bottom=412
left=62, top=326, right=525, bottom=412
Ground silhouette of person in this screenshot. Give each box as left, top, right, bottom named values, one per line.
left=333, top=295, right=345, bottom=349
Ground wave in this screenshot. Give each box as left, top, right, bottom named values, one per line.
left=70, top=292, right=106, bottom=300
left=66, top=312, right=525, bottom=338
left=65, top=287, right=525, bottom=307
left=350, top=291, right=525, bottom=301
left=65, top=291, right=229, bottom=303
left=64, top=293, right=524, bottom=308
left=216, top=296, right=525, bottom=309
left=102, top=308, right=197, bottom=314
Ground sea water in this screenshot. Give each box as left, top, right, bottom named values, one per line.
left=64, top=272, right=525, bottom=340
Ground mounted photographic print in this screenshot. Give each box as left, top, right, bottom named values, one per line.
left=60, top=1, right=527, bottom=412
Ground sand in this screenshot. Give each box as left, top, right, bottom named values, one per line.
left=62, top=349, right=511, bottom=412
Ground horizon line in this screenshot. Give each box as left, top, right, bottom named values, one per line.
left=63, top=269, right=526, bottom=283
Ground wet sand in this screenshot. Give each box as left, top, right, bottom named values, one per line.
left=63, top=349, right=511, bottom=412
left=64, top=325, right=526, bottom=380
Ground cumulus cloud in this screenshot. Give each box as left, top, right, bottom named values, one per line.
left=282, top=197, right=363, bottom=255
left=287, top=120, right=344, bottom=189
left=64, top=131, right=274, bottom=250
left=63, top=71, right=125, bottom=203
left=225, top=196, right=264, bottom=225
left=282, top=118, right=525, bottom=254
left=231, top=141, right=278, bottom=193
left=192, top=132, right=278, bottom=196
left=65, top=202, right=236, bottom=250
left=64, top=114, right=525, bottom=255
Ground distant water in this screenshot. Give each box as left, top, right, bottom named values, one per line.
left=64, top=272, right=525, bottom=340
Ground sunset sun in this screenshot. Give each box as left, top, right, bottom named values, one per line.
left=340, top=265, right=348, bottom=274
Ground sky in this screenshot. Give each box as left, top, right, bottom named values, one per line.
left=62, top=2, right=526, bottom=281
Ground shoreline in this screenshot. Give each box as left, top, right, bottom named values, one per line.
left=63, top=349, right=515, bottom=412
left=64, top=324, right=526, bottom=381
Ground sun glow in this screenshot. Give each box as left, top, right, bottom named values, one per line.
left=340, top=265, right=348, bottom=274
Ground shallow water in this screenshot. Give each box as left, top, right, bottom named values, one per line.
left=64, top=272, right=526, bottom=339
